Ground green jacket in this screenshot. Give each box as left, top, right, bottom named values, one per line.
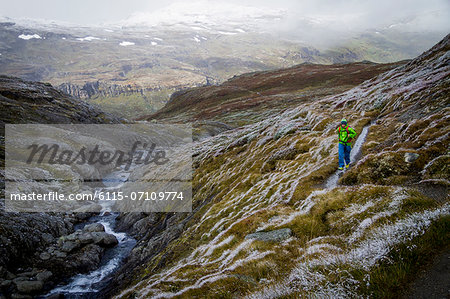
left=337, top=125, right=357, bottom=145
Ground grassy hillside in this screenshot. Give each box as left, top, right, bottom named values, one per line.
left=108, top=35, right=449, bottom=298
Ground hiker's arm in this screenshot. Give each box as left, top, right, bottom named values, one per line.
left=349, top=127, right=357, bottom=138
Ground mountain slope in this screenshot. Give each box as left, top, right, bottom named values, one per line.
left=108, top=34, right=449, bottom=298
left=0, top=75, right=123, bottom=124
left=141, top=61, right=406, bottom=139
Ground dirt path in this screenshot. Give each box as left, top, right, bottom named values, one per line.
left=403, top=248, right=450, bottom=299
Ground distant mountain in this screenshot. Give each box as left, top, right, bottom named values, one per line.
left=0, top=6, right=447, bottom=118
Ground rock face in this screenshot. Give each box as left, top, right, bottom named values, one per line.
left=104, top=35, right=449, bottom=298
left=0, top=77, right=122, bottom=298
left=0, top=213, right=72, bottom=274
left=0, top=75, right=124, bottom=124
left=58, top=81, right=164, bottom=100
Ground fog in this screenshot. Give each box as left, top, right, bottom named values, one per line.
left=1, top=0, right=449, bottom=35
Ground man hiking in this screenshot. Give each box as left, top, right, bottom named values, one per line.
left=337, top=118, right=357, bottom=170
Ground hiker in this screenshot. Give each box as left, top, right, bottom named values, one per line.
left=337, top=118, right=356, bottom=170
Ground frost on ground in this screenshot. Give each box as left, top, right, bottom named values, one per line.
left=114, top=35, right=449, bottom=298
left=248, top=203, right=449, bottom=299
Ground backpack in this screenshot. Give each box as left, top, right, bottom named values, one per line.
left=338, top=126, right=350, bottom=143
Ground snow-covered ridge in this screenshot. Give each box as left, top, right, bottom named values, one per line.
left=76, top=36, right=100, bottom=41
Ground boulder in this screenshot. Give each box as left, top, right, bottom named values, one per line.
left=91, top=232, right=118, bottom=247
left=78, top=233, right=95, bottom=244
left=10, top=294, right=32, bottom=299
left=60, top=241, right=80, bottom=253
left=53, top=251, right=67, bottom=258
left=83, top=223, right=105, bottom=233
left=14, top=280, right=43, bottom=294
left=404, top=152, right=419, bottom=163
left=0, top=279, right=12, bottom=289
left=39, top=252, right=51, bottom=261
left=35, top=271, right=52, bottom=282
left=245, top=228, right=292, bottom=242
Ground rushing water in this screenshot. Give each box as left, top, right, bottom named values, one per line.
left=325, top=125, right=370, bottom=189
left=44, top=168, right=137, bottom=298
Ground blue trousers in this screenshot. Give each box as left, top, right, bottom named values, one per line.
left=338, top=143, right=351, bottom=167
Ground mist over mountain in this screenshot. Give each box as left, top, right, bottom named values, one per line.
left=0, top=1, right=448, bottom=118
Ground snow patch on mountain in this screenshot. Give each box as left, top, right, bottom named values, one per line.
left=119, top=41, right=135, bottom=46
left=76, top=36, right=100, bottom=41
left=18, top=34, right=42, bottom=40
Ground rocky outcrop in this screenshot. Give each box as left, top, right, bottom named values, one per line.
left=0, top=75, right=124, bottom=124
left=0, top=76, right=123, bottom=298
left=0, top=221, right=119, bottom=298
left=58, top=81, right=153, bottom=100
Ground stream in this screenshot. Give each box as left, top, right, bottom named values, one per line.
left=44, top=168, right=137, bottom=298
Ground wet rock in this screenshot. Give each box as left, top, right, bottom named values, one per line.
left=35, top=271, right=52, bottom=282
left=83, top=223, right=105, bottom=233
left=131, top=215, right=160, bottom=238
left=5, top=272, right=15, bottom=280
left=78, top=233, right=95, bottom=244
left=73, top=213, right=92, bottom=221
left=71, top=244, right=104, bottom=272
left=245, top=228, right=292, bottom=242
left=12, top=277, right=28, bottom=284
left=404, top=152, right=419, bottom=163
left=60, top=240, right=81, bottom=253
left=53, top=251, right=67, bottom=258
left=41, top=233, right=55, bottom=245
left=115, top=212, right=148, bottom=236
left=0, top=279, right=12, bottom=289
left=10, top=294, right=32, bottom=299
left=91, top=232, right=118, bottom=247
left=39, top=252, right=51, bottom=261
left=14, top=280, right=43, bottom=294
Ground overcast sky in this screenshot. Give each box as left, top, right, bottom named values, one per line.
left=1, top=0, right=449, bottom=31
